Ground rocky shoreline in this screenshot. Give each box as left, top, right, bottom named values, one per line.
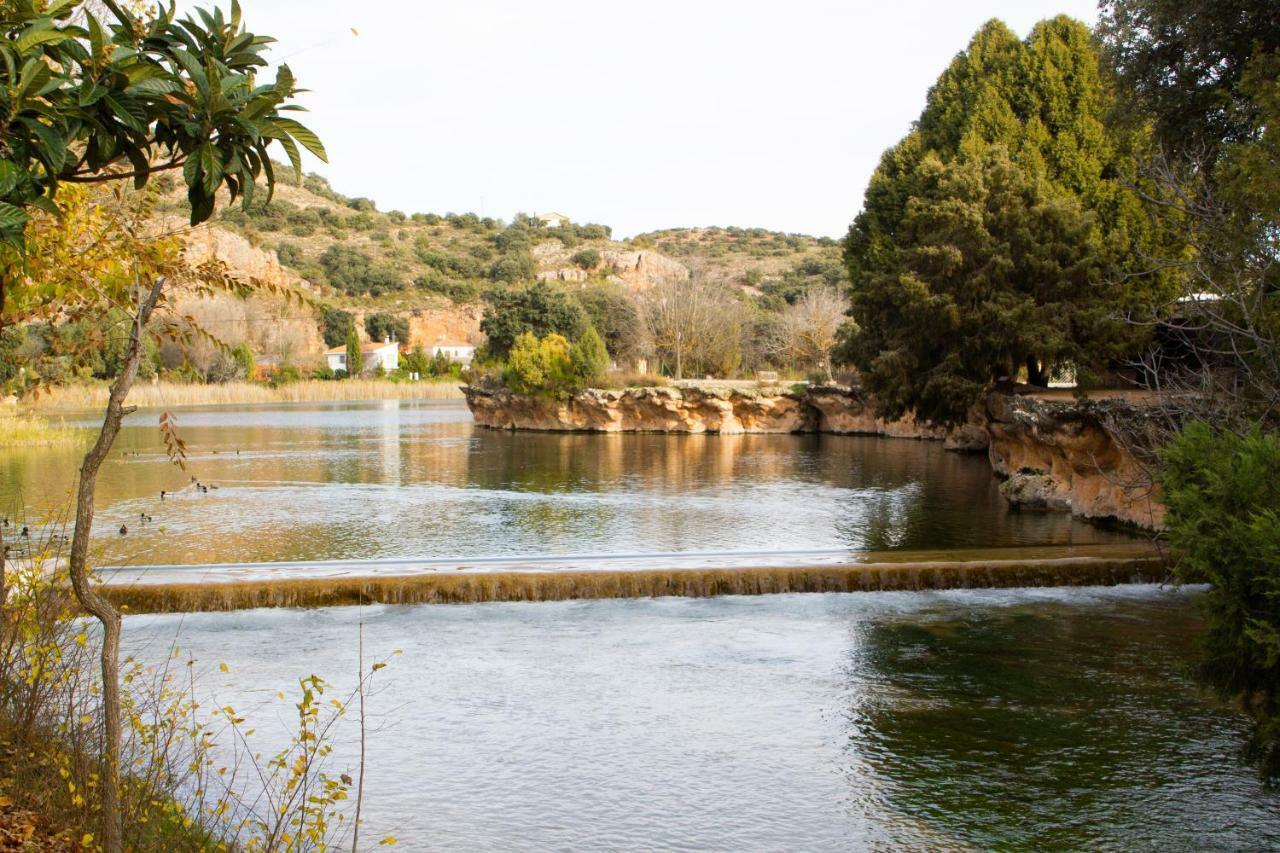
left=462, top=383, right=1163, bottom=529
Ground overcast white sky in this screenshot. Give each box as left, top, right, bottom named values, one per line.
left=199, top=0, right=1100, bottom=237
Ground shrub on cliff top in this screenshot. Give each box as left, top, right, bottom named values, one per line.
left=504, top=332, right=576, bottom=398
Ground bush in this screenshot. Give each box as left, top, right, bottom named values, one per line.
left=571, top=248, right=601, bottom=269
left=1161, top=422, right=1280, bottom=777
left=415, top=272, right=481, bottom=302
left=503, top=332, right=576, bottom=398
left=491, top=250, right=537, bottom=283
left=319, top=244, right=404, bottom=295
left=276, top=241, right=304, bottom=267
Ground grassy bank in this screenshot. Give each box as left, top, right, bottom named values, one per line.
left=22, top=378, right=464, bottom=411
left=0, top=411, right=82, bottom=448
left=104, top=548, right=1167, bottom=613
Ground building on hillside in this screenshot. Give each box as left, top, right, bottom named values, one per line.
left=430, top=343, right=476, bottom=365
left=325, top=339, right=400, bottom=375
left=534, top=211, right=571, bottom=228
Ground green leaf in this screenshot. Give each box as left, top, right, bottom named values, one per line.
left=0, top=160, right=21, bottom=196
left=103, top=92, right=148, bottom=133
left=15, top=28, right=71, bottom=54
left=0, top=202, right=31, bottom=230
left=276, top=133, right=302, bottom=180
left=269, top=117, right=326, bottom=163
left=17, top=118, right=66, bottom=174
left=120, top=62, right=172, bottom=84
left=199, top=143, right=223, bottom=195
left=127, top=78, right=181, bottom=97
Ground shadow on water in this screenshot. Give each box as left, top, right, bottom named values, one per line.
left=842, top=590, right=1280, bottom=848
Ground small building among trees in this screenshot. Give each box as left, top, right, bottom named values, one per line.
left=325, top=339, right=400, bottom=375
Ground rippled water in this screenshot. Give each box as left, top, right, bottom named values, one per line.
left=3, top=401, right=1132, bottom=567
left=122, top=587, right=1278, bottom=850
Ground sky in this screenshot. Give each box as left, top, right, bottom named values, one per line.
left=188, top=0, right=1101, bottom=238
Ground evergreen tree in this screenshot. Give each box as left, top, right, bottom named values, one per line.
left=841, top=16, right=1171, bottom=424
left=345, top=328, right=363, bottom=377
left=570, top=326, right=610, bottom=386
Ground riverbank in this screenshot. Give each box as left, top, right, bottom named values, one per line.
left=15, top=378, right=464, bottom=411
left=101, top=544, right=1165, bottom=613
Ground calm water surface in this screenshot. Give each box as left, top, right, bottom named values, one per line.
left=3, top=400, right=1133, bottom=566
left=123, top=587, right=1278, bottom=850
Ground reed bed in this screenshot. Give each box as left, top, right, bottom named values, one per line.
left=24, top=378, right=464, bottom=411
left=104, top=552, right=1169, bottom=614
left=0, top=410, right=83, bottom=448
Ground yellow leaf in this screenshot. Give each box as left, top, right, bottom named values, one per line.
left=75, top=631, right=87, bottom=647
left=379, top=838, right=397, bottom=846
left=0, top=794, right=11, bottom=806
left=82, top=833, right=95, bottom=845
left=219, top=662, right=229, bottom=673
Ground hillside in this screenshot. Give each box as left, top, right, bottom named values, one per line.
left=151, top=169, right=849, bottom=358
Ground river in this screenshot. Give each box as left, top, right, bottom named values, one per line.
left=4, top=400, right=1131, bottom=567
left=123, top=586, right=1276, bottom=850
left=8, top=400, right=1275, bottom=847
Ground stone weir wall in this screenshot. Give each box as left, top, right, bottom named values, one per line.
left=461, top=384, right=1164, bottom=529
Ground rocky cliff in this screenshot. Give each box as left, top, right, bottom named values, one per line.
left=462, top=383, right=966, bottom=440
left=984, top=393, right=1164, bottom=529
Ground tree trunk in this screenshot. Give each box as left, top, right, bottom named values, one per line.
left=1025, top=356, right=1049, bottom=388
left=66, top=276, right=164, bottom=853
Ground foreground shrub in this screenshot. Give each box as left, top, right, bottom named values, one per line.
left=1161, top=422, right=1280, bottom=777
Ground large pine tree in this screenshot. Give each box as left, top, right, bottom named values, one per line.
left=840, top=16, right=1172, bottom=425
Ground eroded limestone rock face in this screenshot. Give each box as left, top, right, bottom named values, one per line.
left=462, top=386, right=811, bottom=434
left=985, top=393, right=1164, bottom=529
left=531, top=243, right=690, bottom=291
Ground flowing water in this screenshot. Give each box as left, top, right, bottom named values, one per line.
left=122, top=586, right=1278, bottom=850
left=3, top=400, right=1133, bottom=570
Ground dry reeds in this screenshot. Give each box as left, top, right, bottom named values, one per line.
left=23, top=379, right=464, bottom=411
left=104, top=551, right=1168, bottom=614
left=0, top=411, right=82, bottom=448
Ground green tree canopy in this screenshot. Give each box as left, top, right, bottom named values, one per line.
left=1098, top=0, right=1280, bottom=157
left=320, top=307, right=354, bottom=348
left=841, top=15, right=1171, bottom=424
left=0, top=0, right=326, bottom=263
left=364, top=311, right=408, bottom=345
left=480, top=282, right=589, bottom=360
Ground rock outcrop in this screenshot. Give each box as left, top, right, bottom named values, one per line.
left=463, top=385, right=812, bottom=434
left=463, top=383, right=965, bottom=440
left=532, top=242, right=690, bottom=291
left=984, top=393, right=1164, bottom=528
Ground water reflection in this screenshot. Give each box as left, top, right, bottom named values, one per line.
left=1, top=401, right=1133, bottom=566
left=843, top=589, right=1278, bottom=848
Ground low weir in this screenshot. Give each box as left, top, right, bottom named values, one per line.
left=100, top=544, right=1167, bottom=614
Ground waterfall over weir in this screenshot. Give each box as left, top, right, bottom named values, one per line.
left=100, top=543, right=1165, bottom=613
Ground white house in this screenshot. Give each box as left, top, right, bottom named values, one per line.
left=535, top=211, right=571, bottom=228
left=325, top=339, right=400, bottom=375
left=431, top=343, right=476, bottom=365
